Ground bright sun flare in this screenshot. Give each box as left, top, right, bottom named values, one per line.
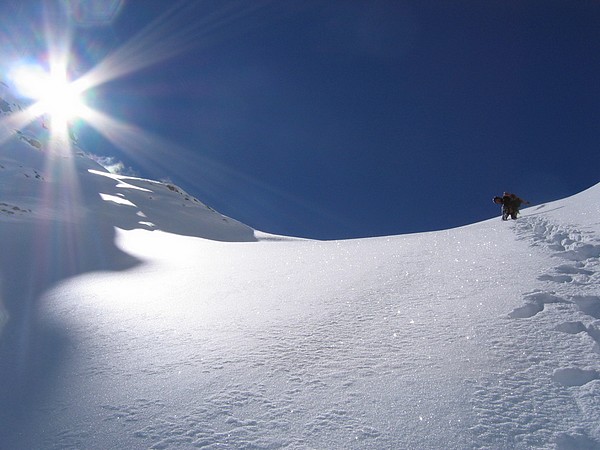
left=10, top=64, right=87, bottom=131
left=0, top=1, right=252, bottom=157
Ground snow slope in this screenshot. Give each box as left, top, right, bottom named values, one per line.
left=1, top=91, right=600, bottom=448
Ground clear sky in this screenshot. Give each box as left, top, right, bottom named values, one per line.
left=2, top=0, right=600, bottom=239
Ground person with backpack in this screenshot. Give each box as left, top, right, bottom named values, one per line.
left=492, top=192, right=530, bottom=220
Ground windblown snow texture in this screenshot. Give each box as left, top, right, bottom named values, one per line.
left=1, top=86, right=599, bottom=448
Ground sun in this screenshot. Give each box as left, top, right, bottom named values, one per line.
left=0, top=1, right=259, bottom=158
left=40, top=70, right=87, bottom=125
left=10, top=63, right=88, bottom=133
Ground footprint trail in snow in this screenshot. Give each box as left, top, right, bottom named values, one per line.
left=472, top=213, right=600, bottom=448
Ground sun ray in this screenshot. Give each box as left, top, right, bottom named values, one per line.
left=0, top=103, right=45, bottom=145
left=78, top=104, right=192, bottom=172
left=79, top=104, right=348, bottom=232
left=71, top=1, right=273, bottom=94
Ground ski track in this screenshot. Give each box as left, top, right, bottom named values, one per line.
left=471, top=214, right=600, bottom=449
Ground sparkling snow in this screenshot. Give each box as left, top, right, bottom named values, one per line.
left=1, top=87, right=599, bottom=449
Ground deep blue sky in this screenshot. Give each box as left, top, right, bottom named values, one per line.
left=4, top=1, right=600, bottom=239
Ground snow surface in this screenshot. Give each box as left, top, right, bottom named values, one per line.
left=1, top=87, right=600, bottom=449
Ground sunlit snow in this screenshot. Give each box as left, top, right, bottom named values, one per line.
left=1, top=86, right=599, bottom=449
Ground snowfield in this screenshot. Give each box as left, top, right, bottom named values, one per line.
left=1, top=91, right=600, bottom=448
